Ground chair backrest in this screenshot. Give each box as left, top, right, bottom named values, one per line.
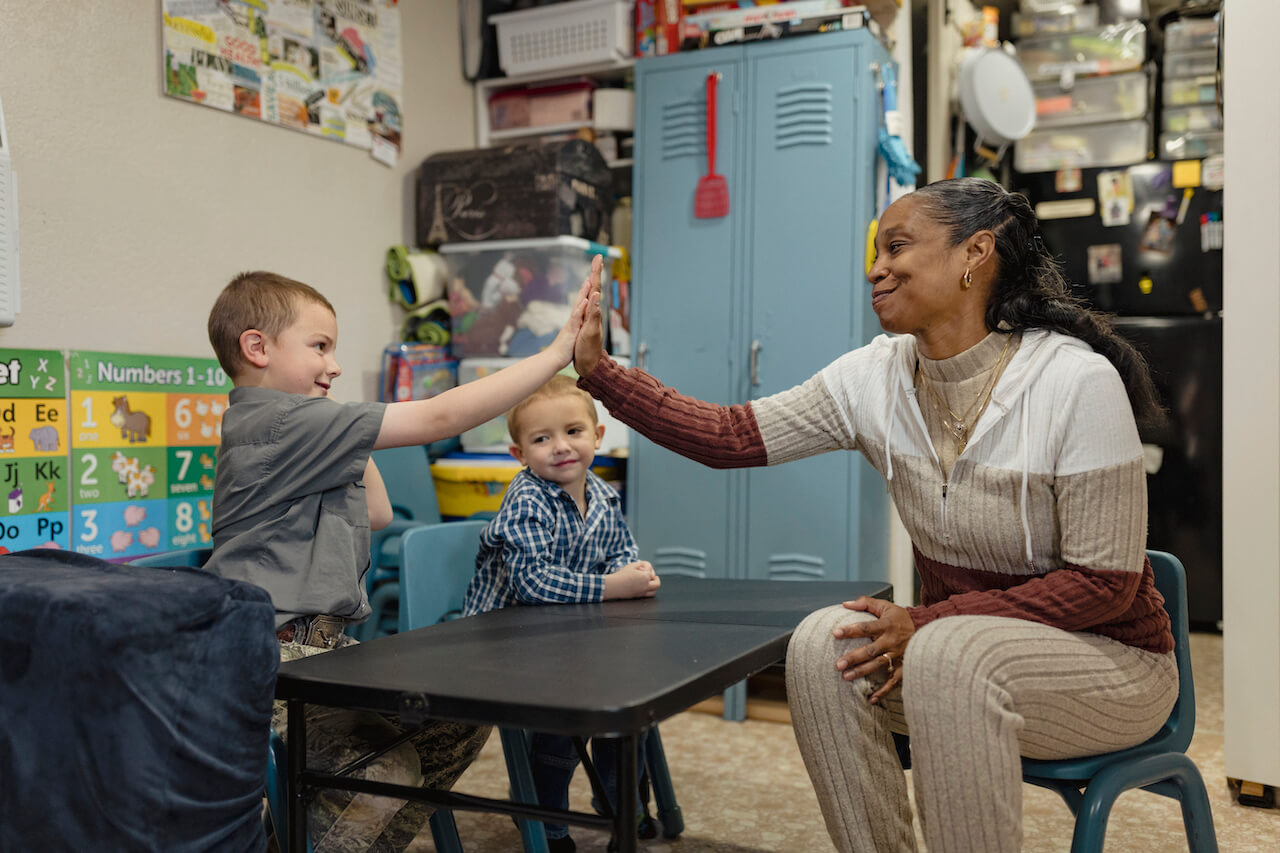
left=1145, top=549, right=1195, bottom=753
left=129, top=548, right=213, bottom=568
left=399, top=520, right=488, bottom=632
left=372, top=445, right=441, bottom=524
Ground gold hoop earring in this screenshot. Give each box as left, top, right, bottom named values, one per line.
left=961, top=268, right=973, bottom=290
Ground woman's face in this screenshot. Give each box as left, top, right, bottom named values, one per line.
left=867, top=196, right=975, bottom=341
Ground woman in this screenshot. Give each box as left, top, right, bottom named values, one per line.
left=572, top=178, right=1177, bottom=852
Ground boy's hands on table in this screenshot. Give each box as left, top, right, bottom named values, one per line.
left=603, top=560, right=661, bottom=600
left=550, top=255, right=602, bottom=368
left=573, top=254, right=606, bottom=378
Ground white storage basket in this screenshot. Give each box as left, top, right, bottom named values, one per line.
left=490, top=0, right=633, bottom=77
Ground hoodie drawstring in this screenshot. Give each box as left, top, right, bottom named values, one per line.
left=1019, top=387, right=1034, bottom=568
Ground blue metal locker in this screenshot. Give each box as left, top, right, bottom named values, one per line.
left=630, top=49, right=746, bottom=580
left=631, top=29, right=890, bottom=585
left=740, top=32, right=889, bottom=582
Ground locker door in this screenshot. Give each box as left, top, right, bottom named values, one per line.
left=630, top=51, right=745, bottom=579
left=742, top=32, right=886, bottom=582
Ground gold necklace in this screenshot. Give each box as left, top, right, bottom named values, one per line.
left=916, top=335, right=1015, bottom=453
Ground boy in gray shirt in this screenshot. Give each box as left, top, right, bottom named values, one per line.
left=206, top=263, right=598, bottom=851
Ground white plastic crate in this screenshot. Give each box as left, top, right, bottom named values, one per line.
left=490, top=0, right=633, bottom=77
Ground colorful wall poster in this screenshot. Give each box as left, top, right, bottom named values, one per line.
left=161, top=0, right=403, bottom=163
left=68, top=351, right=231, bottom=561
left=0, top=349, right=70, bottom=553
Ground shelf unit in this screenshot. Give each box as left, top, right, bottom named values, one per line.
left=472, top=58, right=636, bottom=169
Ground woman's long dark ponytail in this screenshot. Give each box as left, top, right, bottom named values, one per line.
left=912, top=178, right=1164, bottom=428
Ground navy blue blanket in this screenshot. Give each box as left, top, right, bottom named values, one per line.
left=0, top=549, right=277, bottom=852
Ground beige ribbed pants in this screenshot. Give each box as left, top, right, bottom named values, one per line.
left=785, top=608, right=1178, bottom=853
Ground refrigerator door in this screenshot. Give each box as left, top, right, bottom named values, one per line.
left=1017, top=162, right=1222, bottom=315
left=1114, top=316, right=1222, bottom=629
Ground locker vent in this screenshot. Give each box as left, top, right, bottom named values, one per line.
left=660, top=96, right=706, bottom=160
left=774, top=83, right=834, bottom=150
left=654, top=546, right=708, bottom=579
left=767, top=553, right=826, bottom=580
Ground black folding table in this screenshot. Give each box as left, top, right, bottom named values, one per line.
left=275, top=576, right=892, bottom=852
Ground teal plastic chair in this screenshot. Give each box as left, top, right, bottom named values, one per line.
left=893, top=550, right=1218, bottom=853
left=131, top=549, right=464, bottom=853
left=357, top=445, right=443, bottom=641
left=398, top=522, right=684, bottom=852
left=129, top=548, right=212, bottom=569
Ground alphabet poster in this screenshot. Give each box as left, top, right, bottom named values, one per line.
left=0, top=350, right=69, bottom=553
left=67, top=350, right=231, bottom=561
left=161, top=0, right=403, bottom=164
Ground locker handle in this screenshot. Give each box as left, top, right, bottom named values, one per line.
left=637, top=341, right=649, bottom=371
left=750, top=340, right=761, bottom=387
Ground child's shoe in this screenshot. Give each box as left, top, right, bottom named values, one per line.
left=547, top=834, right=576, bottom=853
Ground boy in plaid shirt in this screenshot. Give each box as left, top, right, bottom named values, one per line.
left=463, top=374, right=660, bottom=851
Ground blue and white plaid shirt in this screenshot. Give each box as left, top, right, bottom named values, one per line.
left=462, top=468, right=638, bottom=616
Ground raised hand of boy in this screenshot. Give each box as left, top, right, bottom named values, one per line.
left=603, top=560, right=661, bottom=600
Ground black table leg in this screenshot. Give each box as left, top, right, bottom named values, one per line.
left=616, top=732, right=638, bottom=853
left=287, top=698, right=307, bottom=853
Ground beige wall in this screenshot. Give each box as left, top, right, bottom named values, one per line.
left=0, top=1, right=471, bottom=401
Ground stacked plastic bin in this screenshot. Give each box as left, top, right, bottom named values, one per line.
left=1012, top=3, right=1151, bottom=173
left=1158, top=12, right=1222, bottom=161
left=430, top=236, right=628, bottom=509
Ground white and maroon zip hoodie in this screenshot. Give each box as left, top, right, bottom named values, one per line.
left=580, top=329, right=1172, bottom=654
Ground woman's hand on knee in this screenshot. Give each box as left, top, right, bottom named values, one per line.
left=831, top=597, right=915, bottom=703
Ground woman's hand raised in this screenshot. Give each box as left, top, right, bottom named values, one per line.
left=574, top=254, right=606, bottom=378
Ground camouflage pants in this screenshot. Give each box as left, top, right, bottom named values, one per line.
left=274, top=635, right=491, bottom=853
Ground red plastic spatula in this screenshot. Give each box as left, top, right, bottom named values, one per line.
left=694, top=71, right=729, bottom=219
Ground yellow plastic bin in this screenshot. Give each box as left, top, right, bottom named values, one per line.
left=430, top=455, right=624, bottom=519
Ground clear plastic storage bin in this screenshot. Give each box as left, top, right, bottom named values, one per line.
left=1015, top=119, right=1149, bottom=173
left=1159, top=130, right=1223, bottom=160
left=490, top=0, right=634, bottom=77
left=1017, top=22, right=1147, bottom=81
left=1162, top=105, right=1222, bottom=133
left=1163, top=75, right=1217, bottom=107
left=1164, top=16, right=1219, bottom=53
left=1164, top=49, right=1218, bottom=78
left=441, top=236, right=621, bottom=359
left=457, top=357, right=631, bottom=455
left=1012, top=4, right=1099, bottom=37
left=1033, top=71, right=1148, bottom=128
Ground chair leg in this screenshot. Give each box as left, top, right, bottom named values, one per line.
left=1163, top=757, right=1220, bottom=853
left=429, top=809, right=464, bottom=853
left=643, top=728, right=683, bottom=838
left=722, top=680, right=747, bottom=721
left=499, top=728, right=550, bottom=853
left=1069, top=754, right=1219, bottom=853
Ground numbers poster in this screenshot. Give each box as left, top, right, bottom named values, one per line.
left=0, top=350, right=70, bottom=553
left=67, top=350, right=231, bottom=561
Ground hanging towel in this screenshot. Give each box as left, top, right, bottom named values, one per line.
left=401, top=298, right=452, bottom=345
left=385, top=245, right=448, bottom=309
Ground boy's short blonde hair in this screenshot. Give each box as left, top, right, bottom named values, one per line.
left=507, top=374, right=598, bottom=447
left=208, top=271, right=336, bottom=380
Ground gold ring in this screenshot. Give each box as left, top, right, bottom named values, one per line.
left=880, top=652, right=894, bottom=674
